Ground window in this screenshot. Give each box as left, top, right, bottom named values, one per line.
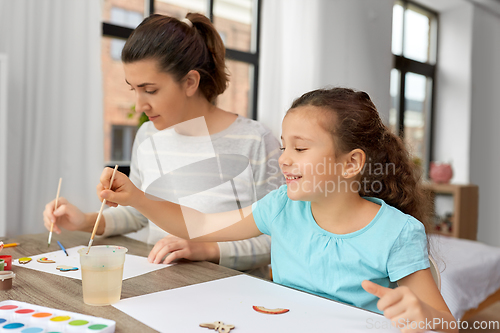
left=390, top=1, right=437, bottom=175
left=110, top=7, right=144, bottom=28
left=111, top=125, right=138, bottom=162
left=101, top=0, right=261, bottom=166
left=109, top=7, right=143, bottom=60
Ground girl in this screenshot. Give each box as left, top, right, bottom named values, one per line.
left=43, top=13, right=281, bottom=277
left=98, top=88, right=456, bottom=332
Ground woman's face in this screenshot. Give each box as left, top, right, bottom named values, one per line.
left=123, top=59, right=188, bottom=131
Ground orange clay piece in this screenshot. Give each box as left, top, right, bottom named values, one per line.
left=252, top=305, right=289, bottom=314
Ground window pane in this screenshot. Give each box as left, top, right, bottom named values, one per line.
left=112, top=127, right=125, bottom=161
left=389, top=69, right=401, bottom=134
left=404, top=72, right=432, bottom=163
left=403, top=7, right=430, bottom=63
left=392, top=4, right=404, bottom=55
left=217, top=60, right=252, bottom=118
left=112, top=125, right=138, bottom=162
left=110, top=39, right=126, bottom=61
left=102, top=36, right=141, bottom=163
left=213, top=0, right=255, bottom=53
left=155, top=0, right=207, bottom=18
left=102, top=0, right=145, bottom=28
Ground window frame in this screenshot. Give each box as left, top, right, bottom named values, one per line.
left=392, top=0, right=438, bottom=176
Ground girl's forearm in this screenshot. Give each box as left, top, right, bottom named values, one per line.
left=129, top=190, right=259, bottom=242
left=427, top=308, right=458, bottom=333
left=133, top=191, right=192, bottom=239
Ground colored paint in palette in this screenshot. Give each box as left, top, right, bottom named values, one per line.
left=0, top=300, right=115, bottom=332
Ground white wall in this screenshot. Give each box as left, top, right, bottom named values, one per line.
left=258, top=0, right=393, bottom=139
left=433, top=3, right=474, bottom=184
left=469, top=6, right=500, bottom=246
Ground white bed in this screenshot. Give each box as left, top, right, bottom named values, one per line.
left=430, top=234, right=500, bottom=320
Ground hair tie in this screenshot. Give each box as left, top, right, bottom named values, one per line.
left=180, top=18, right=193, bottom=28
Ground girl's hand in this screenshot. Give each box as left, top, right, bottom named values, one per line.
left=97, top=167, right=143, bottom=207
left=362, top=280, right=432, bottom=333
left=148, top=235, right=220, bottom=264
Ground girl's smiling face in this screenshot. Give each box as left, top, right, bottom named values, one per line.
left=279, top=106, right=347, bottom=201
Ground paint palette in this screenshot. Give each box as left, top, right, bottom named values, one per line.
left=0, top=300, right=115, bottom=332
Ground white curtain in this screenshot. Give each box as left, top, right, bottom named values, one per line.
left=0, top=54, right=7, bottom=236
left=258, top=0, right=394, bottom=139
left=0, top=0, right=103, bottom=236
left=257, top=0, right=322, bottom=139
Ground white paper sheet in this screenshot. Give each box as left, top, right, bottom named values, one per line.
left=12, top=245, right=171, bottom=280
left=113, top=275, right=401, bottom=333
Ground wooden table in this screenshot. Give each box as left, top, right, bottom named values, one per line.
left=0, top=231, right=242, bottom=332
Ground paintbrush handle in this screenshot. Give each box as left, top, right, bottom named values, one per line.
left=87, top=165, right=118, bottom=254
left=89, top=199, right=107, bottom=240
left=48, top=178, right=62, bottom=246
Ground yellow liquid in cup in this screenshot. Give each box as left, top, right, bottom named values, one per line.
left=78, top=245, right=127, bottom=306
left=81, top=265, right=124, bottom=306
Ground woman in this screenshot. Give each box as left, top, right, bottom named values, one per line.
left=43, top=13, right=281, bottom=276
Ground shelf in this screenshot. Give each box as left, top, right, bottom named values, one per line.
left=422, top=183, right=478, bottom=240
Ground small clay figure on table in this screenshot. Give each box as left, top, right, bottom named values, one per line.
left=199, top=321, right=235, bottom=333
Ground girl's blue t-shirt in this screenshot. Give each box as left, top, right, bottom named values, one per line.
left=251, top=185, right=429, bottom=314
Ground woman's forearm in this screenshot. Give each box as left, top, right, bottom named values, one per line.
left=80, top=212, right=105, bottom=235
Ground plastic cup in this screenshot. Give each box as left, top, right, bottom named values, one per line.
left=77, top=246, right=127, bottom=306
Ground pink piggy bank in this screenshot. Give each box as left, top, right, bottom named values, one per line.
left=430, top=162, right=453, bottom=183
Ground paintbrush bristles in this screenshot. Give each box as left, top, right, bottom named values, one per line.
left=86, top=165, right=118, bottom=254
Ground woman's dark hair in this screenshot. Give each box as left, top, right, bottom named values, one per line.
left=289, top=87, right=432, bottom=232
left=121, top=13, right=228, bottom=103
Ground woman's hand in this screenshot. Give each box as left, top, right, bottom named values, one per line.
left=43, top=197, right=87, bottom=234
left=362, top=280, right=434, bottom=333
left=97, top=167, right=143, bottom=207
left=148, top=235, right=220, bottom=265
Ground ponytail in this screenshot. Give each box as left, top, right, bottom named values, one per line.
left=289, top=88, right=432, bottom=232
left=122, top=13, right=228, bottom=103
left=360, top=130, right=432, bottom=229
left=186, top=13, right=228, bottom=101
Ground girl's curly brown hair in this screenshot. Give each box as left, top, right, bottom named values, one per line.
left=289, top=87, right=432, bottom=232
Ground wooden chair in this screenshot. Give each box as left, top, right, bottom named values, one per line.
left=429, top=255, right=441, bottom=291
